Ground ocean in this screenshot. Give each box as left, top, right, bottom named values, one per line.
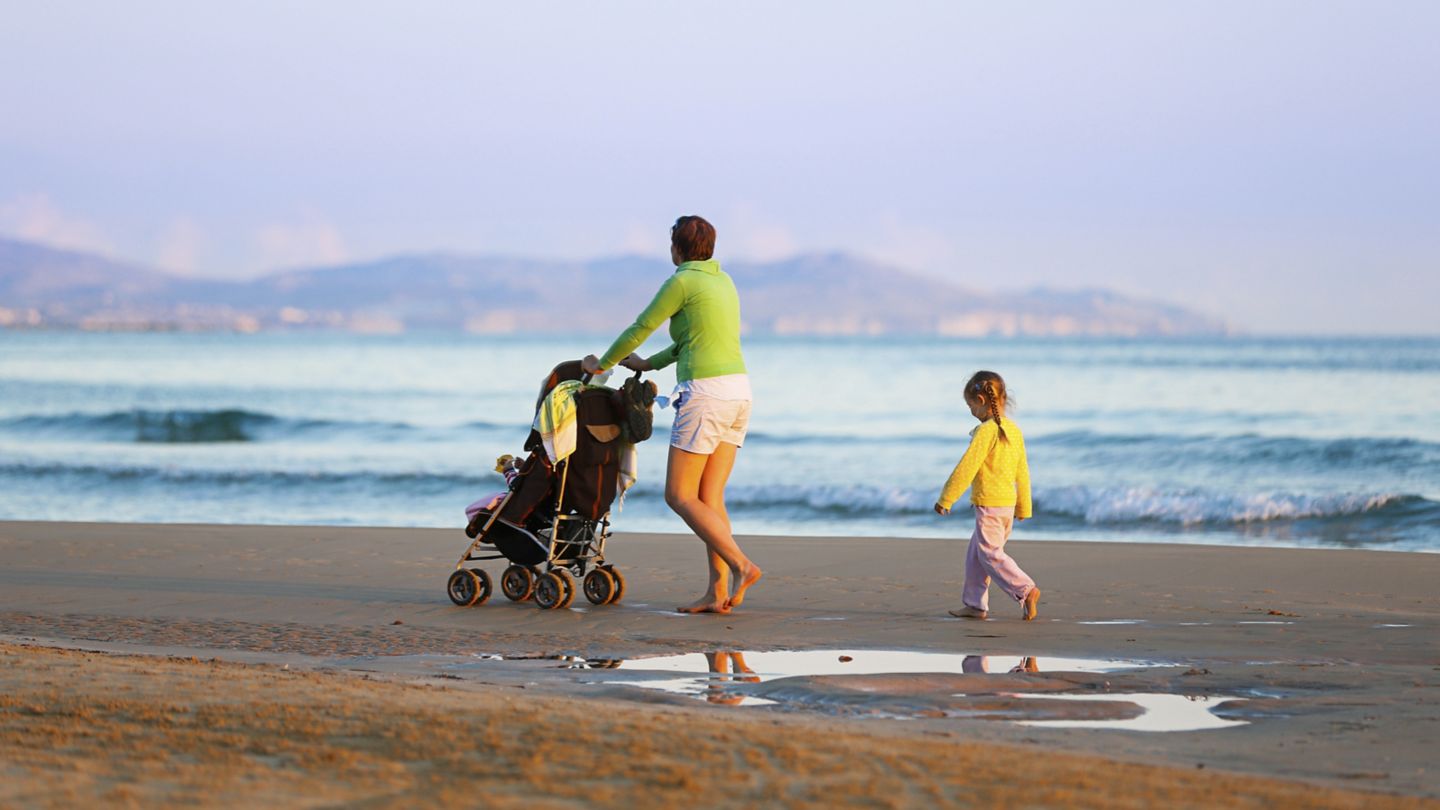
left=1, top=332, right=1436, bottom=552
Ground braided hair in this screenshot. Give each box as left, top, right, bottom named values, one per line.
left=965, top=370, right=1009, bottom=441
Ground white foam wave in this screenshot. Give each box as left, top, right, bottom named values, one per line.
left=723, top=484, right=933, bottom=513
left=715, top=482, right=1417, bottom=526
left=1038, top=486, right=1406, bottom=525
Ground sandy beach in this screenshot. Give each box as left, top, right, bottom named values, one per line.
left=2, top=520, right=1438, bottom=807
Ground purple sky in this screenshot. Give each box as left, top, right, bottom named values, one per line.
left=2, top=2, right=1437, bottom=334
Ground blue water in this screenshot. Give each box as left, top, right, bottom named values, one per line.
left=2, top=332, right=1437, bottom=551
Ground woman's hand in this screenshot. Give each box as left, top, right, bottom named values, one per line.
left=581, top=355, right=604, bottom=376
left=933, top=503, right=950, bottom=516
left=619, top=353, right=652, bottom=372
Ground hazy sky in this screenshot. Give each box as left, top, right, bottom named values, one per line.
left=2, top=2, right=1437, bottom=334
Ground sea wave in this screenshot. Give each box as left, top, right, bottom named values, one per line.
left=0, top=459, right=499, bottom=489
left=712, top=483, right=1438, bottom=534
left=0, top=409, right=514, bottom=444
left=743, top=430, right=926, bottom=446
left=3, top=457, right=1429, bottom=530
left=1036, top=430, right=1440, bottom=468
left=1036, top=486, right=1431, bottom=526
left=737, top=431, right=1440, bottom=473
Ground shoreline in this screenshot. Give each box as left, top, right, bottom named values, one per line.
left=5, top=517, right=1433, bottom=554
left=2, top=520, right=1438, bottom=803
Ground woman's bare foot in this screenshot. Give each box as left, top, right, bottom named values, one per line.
left=948, top=606, right=988, bottom=619
left=1022, top=587, right=1041, bottom=621
left=677, top=596, right=730, bottom=614
left=724, top=565, right=763, bottom=609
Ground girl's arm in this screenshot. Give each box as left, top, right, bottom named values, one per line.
left=597, top=275, right=686, bottom=372
left=1015, top=439, right=1032, bottom=520
left=936, top=424, right=996, bottom=510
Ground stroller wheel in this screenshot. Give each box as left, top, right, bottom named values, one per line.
left=600, top=564, right=626, bottom=604
left=551, top=568, right=576, bottom=609
left=501, top=565, right=536, bottom=602
left=583, top=568, right=617, bottom=606
left=447, top=568, right=491, bottom=607
left=533, top=571, right=567, bottom=610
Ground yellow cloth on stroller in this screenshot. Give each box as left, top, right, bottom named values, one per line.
left=533, top=380, right=638, bottom=507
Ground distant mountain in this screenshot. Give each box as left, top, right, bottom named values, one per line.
left=0, top=237, right=1229, bottom=336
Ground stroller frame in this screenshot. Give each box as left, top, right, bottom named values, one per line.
left=448, top=443, right=626, bottom=610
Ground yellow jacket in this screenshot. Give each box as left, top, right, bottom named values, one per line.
left=936, top=418, right=1032, bottom=518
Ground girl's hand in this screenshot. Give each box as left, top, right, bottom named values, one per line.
left=933, top=503, right=950, bottom=516
left=581, top=355, right=604, bottom=376
left=619, top=353, right=652, bottom=372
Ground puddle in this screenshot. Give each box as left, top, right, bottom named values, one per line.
left=1237, top=621, right=1294, bottom=625
left=593, top=650, right=1179, bottom=714
left=1374, top=623, right=1412, bottom=628
left=340, top=648, right=1257, bottom=732
left=609, top=649, right=1159, bottom=678
left=1076, top=620, right=1146, bottom=625
left=1013, top=693, right=1247, bottom=732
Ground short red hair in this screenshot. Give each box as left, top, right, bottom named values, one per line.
left=671, top=215, right=716, bottom=262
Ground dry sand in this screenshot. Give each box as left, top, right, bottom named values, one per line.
left=2, top=520, right=1438, bottom=808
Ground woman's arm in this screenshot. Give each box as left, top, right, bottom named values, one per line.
left=644, top=344, right=678, bottom=371
left=596, top=275, right=686, bottom=372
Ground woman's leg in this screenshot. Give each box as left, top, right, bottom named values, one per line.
left=696, top=444, right=732, bottom=609
left=666, top=445, right=760, bottom=613
left=697, top=441, right=762, bottom=608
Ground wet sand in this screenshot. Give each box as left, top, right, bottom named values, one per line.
left=2, top=521, right=1438, bottom=807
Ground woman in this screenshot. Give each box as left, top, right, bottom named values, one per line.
left=582, top=215, right=761, bottom=614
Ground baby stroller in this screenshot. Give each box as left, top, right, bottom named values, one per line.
left=446, top=360, right=656, bottom=610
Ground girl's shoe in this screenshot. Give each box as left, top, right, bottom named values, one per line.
left=1022, top=587, right=1041, bottom=621
left=948, top=606, right=988, bottom=619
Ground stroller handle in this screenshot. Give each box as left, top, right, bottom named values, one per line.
left=579, top=368, right=644, bottom=385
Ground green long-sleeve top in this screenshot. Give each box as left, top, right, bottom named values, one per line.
left=598, top=259, right=748, bottom=381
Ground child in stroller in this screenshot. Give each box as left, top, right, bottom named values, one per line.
left=446, top=360, right=657, bottom=610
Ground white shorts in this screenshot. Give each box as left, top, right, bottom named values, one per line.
left=670, top=394, right=752, bottom=454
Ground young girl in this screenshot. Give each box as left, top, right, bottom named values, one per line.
left=933, top=370, right=1041, bottom=621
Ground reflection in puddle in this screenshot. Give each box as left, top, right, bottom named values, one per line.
left=599, top=650, right=1166, bottom=714
left=961, top=655, right=1040, bottom=674
left=1076, top=620, right=1146, bottom=625
left=611, top=649, right=1155, bottom=678
left=370, top=649, right=1254, bottom=733
left=626, top=652, right=778, bottom=706
left=1013, top=693, right=1247, bottom=732
left=551, top=655, right=625, bottom=670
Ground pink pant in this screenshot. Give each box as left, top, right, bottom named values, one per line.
left=963, top=506, right=1036, bottom=612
